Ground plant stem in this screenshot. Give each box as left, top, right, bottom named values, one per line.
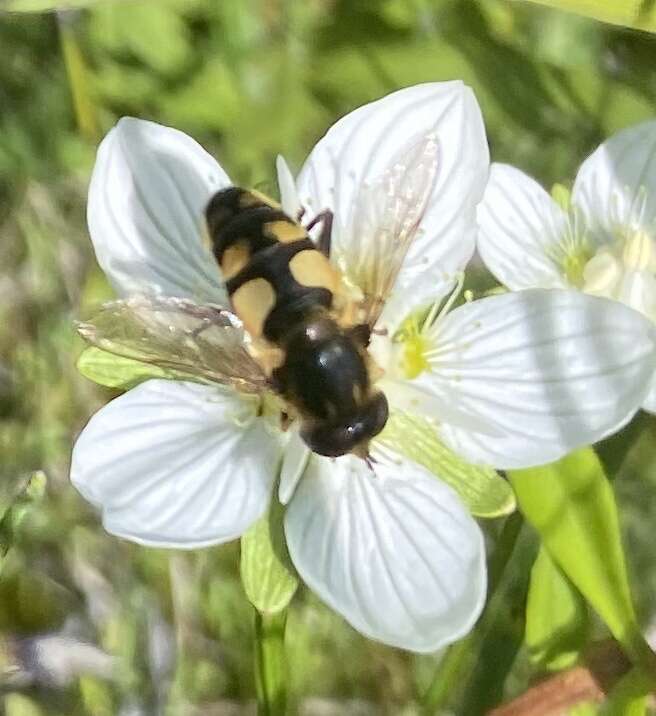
left=254, top=610, right=288, bottom=716
left=421, top=632, right=476, bottom=712
left=420, top=512, right=524, bottom=712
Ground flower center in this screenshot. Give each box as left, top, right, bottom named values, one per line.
left=384, top=273, right=465, bottom=381
left=562, top=245, right=593, bottom=287
left=396, top=320, right=431, bottom=379
left=582, top=228, right=656, bottom=322
left=546, top=208, right=593, bottom=288
left=257, top=392, right=291, bottom=434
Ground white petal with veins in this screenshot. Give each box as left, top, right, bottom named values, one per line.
left=71, top=380, right=281, bottom=548
left=642, top=373, right=656, bottom=415
left=415, top=290, right=656, bottom=468
left=88, top=118, right=230, bottom=303
left=276, top=155, right=302, bottom=218
left=284, top=453, right=486, bottom=652
left=296, top=82, right=489, bottom=322
left=573, top=120, right=656, bottom=240
left=278, top=422, right=310, bottom=505
left=477, top=163, right=571, bottom=290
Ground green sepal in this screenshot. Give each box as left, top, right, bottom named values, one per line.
left=240, top=500, right=298, bottom=615
left=378, top=412, right=516, bottom=518
left=525, top=546, right=589, bottom=671
left=509, top=449, right=652, bottom=669
left=76, top=346, right=193, bottom=390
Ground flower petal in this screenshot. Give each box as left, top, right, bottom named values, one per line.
left=643, top=373, right=656, bottom=415
left=477, top=163, right=570, bottom=290
left=88, top=117, right=230, bottom=302
left=296, top=82, right=489, bottom=317
left=71, top=380, right=281, bottom=548
left=276, top=155, right=302, bottom=218
left=616, top=269, right=656, bottom=322
left=278, top=422, right=310, bottom=505
left=417, top=289, right=656, bottom=469
left=573, top=120, right=656, bottom=238
left=284, top=453, right=486, bottom=652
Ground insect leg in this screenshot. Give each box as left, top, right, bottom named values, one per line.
left=346, top=323, right=371, bottom=347
left=365, top=453, right=379, bottom=471
left=305, top=210, right=334, bottom=257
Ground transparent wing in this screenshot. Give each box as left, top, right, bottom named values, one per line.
left=335, top=133, right=439, bottom=328
left=77, top=295, right=269, bottom=394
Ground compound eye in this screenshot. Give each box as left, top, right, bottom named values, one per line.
left=301, top=428, right=352, bottom=458
left=301, top=392, right=389, bottom=458
left=367, top=392, right=389, bottom=437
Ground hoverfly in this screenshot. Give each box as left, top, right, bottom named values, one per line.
left=78, top=134, right=439, bottom=460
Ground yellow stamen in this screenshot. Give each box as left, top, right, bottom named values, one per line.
left=400, top=332, right=430, bottom=379
left=622, top=229, right=656, bottom=271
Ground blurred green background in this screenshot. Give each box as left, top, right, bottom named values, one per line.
left=1, top=1, right=656, bottom=714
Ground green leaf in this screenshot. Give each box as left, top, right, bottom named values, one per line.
left=525, top=546, right=589, bottom=671
left=601, top=668, right=651, bottom=716
left=88, top=1, right=192, bottom=75
left=58, top=12, right=100, bottom=141
left=515, top=0, right=656, bottom=34
left=4, top=694, right=44, bottom=716
left=509, top=449, right=652, bottom=668
left=0, top=471, right=47, bottom=561
left=240, top=501, right=298, bottom=615
left=76, top=346, right=191, bottom=390
left=378, top=412, right=516, bottom=518
left=569, top=704, right=599, bottom=716
left=458, top=521, right=538, bottom=716
left=78, top=676, right=115, bottom=716
left=3, top=0, right=101, bottom=10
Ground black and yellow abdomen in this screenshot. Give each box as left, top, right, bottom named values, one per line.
left=205, top=187, right=340, bottom=342
left=205, top=186, right=388, bottom=458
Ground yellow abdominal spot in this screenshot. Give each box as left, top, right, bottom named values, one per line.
left=231, top=278, right=276, bottom=338
left=240, top=189, right=280, bottom=209
left=289, top=249, right=340, bottom=292
left=221, top=242, right=250, bottom=279
left=265, top=220, right=307, bottom=243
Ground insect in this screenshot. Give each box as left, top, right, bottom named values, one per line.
left=78, top=134, right=439, bottom=460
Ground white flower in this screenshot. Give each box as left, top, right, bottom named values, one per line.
left=477, top=121, right=656, bottom=413
left=72, top=83, right=655, bottom=653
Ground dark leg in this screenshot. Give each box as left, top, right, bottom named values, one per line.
left=305, top=209, right=333, bottom=257
left=347, top=323, right=371, bottom=347
left=365, top=453, right=378, bottom=471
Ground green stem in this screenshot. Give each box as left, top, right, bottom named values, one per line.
left=254, top=610, right=288, bottom=716
left=421, top=632, right=475, bottom=712
left=420, top=512, right=524, bottom=712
